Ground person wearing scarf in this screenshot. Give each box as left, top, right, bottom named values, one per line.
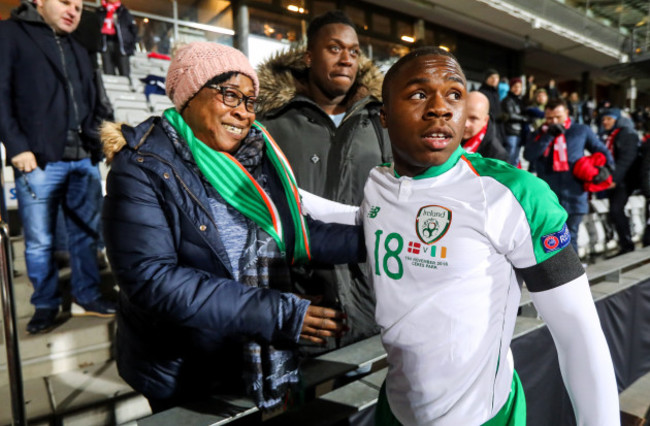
left=461, top=91, right=509, bottom=162
left=524, top=98, right=614, bottom=252
left=599, top=108, right=640, bottom=255
left=97, top=0, right=137, bottom=76
left=101, top=42, right=363, bottom=414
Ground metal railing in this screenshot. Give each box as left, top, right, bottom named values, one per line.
left=0, top=218, right=26, bottom=426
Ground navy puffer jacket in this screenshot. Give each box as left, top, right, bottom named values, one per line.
left=101, top=117, right=363, bottom=401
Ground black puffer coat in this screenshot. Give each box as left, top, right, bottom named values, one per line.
left=257, top=45, right=388, bottom=354
left=257, top=45, right=390, bottom=205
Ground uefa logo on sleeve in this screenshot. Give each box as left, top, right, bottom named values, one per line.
left=540, top=224, right=570, bottom=253
left=543, top=235, right=560, bottom=251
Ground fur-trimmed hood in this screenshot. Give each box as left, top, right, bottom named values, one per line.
left=256, top=43, right=384, bottom=116
left=101, top=121, right=128, bottom=165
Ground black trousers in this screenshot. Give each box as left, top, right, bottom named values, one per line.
left=608, top=185, right=634, bottom=249
left=101, top=37, right=130, bottom=77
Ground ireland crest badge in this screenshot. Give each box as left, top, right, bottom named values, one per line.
left=415, top=205, right=451, bottom=244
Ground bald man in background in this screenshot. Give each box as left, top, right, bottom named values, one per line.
left=461, top=91, right=509, bottom=162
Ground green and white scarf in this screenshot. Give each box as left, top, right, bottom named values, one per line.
left=164, top=108, right=311, bottom=263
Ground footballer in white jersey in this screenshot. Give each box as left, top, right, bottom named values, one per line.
left=365, top=47, right=619, bottom=425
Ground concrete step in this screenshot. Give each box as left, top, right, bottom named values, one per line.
left=620, top=371, right=650, bottom=426
left=0, top=360, right=151, bottom=426
left=1, top=234, right=118, bottom=386
left=0, top=315, right=115, bottom=387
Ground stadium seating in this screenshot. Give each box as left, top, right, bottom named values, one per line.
left=102, top=57, right=169, bottom=124
left=148, top=94, right=174, bottom=114
left=114, top=108, right=151, bottom=126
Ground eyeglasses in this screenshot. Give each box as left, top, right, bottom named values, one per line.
left=206, top=84, right=259, bottom=114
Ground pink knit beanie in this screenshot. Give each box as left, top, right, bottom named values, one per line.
left=166, top=41, right=259, bottom=111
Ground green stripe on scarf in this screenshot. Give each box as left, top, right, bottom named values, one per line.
left=164, top=108, right=310, bottom=263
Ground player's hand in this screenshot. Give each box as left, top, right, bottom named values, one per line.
left=300, top=305, right=347, bottom=344
left=11, top=151, right=37, bottom=173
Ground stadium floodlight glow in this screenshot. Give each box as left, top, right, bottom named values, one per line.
left=287, top=5, right=306, bottom=13
left=401, top=35, right=415, bottom=43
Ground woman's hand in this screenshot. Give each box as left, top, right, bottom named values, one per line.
left=300, top=305, right=347, bottom=344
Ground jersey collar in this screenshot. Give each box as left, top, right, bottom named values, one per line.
left=393, top=145, right=464, bottom=180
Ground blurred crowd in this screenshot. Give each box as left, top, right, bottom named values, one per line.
left=469, top=68, right=650, bottom=258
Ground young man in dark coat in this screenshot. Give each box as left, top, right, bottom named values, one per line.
left=501, top=77, right=528, bottom=165
left=600, top=108, right=640, bottom=255
left=257, top=11, right=388, bottom=355
left=0, top=0, right=114, bottom=333
left=462, top=91, right=508, bottom=162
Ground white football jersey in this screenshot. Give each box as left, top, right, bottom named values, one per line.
left=361, top=148, right=569, bottom=425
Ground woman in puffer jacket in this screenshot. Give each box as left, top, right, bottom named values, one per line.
left=101, top=42, right=363, bottom=413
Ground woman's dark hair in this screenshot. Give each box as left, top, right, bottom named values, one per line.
left=181, top=71, right=239, bottom=112
left=204, top=71, right=239, bottom=88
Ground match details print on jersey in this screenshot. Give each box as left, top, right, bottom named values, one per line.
left=369, top=204, right=450, bottom=279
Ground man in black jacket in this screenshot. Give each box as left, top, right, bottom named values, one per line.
left=462, top=91, right=508, bottom=162
left=0, top=0, right=115, bottom=333
left=600, top=108, right=640, bottom=255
